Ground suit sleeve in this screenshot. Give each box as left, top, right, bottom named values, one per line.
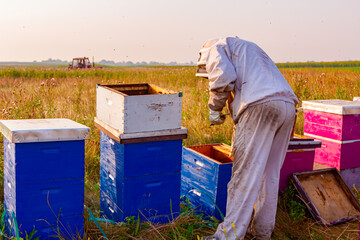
left=206, top=45, right=237, bottom=111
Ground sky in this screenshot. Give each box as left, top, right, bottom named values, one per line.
left=1, top=0, right=360, bottom=63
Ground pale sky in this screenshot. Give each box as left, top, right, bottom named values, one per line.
left=1, top=0, right=359, bottom=63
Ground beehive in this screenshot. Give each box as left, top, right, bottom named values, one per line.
left=97, top=120, right=187, bottom=223
left=181, top=138, right=321, bottom=218
left=96, top=84, right=182, bottom=134
left=303, top=99, right=360, bottom=169
left=280, top=136, right=322, bottom=191
left=0, top=119, right=90, bottom=239
left=181, top=144, right=233, bottom=220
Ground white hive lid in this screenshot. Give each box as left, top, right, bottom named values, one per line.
left=302, top=99, right=360, bottom=115
left=0, top=118, right=90, bottom=143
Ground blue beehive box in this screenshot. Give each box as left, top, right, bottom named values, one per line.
left=181, top=144, right=232, bottom=220
left=95, top=118, right=187, bottom=223
left=0, top=119, right=90, bottom=239
left=181, top=138, right=322, bottom=220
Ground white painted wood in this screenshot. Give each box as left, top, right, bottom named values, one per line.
left=353, top=97, right=360, bottom=101
left=124, top=94, right=182, bottom=133
left=94, top=117, right=187, bottom=139
left=96, top=86, right=125, bottom=132
left=0, top=119, right=90, bottom=143
left=302, top=100, right=360, bottom=115
left=96, top=85, right=182, bottom=133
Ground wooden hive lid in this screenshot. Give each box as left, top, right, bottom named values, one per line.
left=0, top=118, right=90, bottom=143
left=302, top=99, right=360, bottom=115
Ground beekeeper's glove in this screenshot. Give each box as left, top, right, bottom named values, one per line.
left=209, top=109, right=226, bottom=125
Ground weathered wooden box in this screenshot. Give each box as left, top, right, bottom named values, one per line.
left=315, top=162, right=360, bottom=188
left=98, top=120, right=186, bottom=223
left=96, top=84, right=182, bottom=133
left=292, top=169, right=360, bottom=226
left=0, top=119, right=89, bottom=239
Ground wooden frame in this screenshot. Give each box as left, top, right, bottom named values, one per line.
left=291, top=168, right=360, bottom=226
left=94, top=117, right=187, bottom=144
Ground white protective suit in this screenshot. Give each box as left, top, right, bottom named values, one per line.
left=198, top=37, right=298, bottom=240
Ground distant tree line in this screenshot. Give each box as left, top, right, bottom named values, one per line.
left=97, top=59, right=194, bottom=66
left=276, top=61, right=360, bottom=68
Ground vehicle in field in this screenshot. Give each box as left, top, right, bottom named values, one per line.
left=68, top=57, right=102, bottom=69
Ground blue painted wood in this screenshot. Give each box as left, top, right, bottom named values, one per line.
left=5, top=212, right=84, bottom=240
left=101, top=191, right=178, bottom=223
left=100, top=171, right=181, bottom=223
left=3, top=137, right=85, bottom=182
left=99, top=131, right=182, bottom=223
left=3, top=136, right=85, bottom=239
left=181, top=146, right=232, bottom=220
left=181, top=179, right=217, bottom=216
left=100, top=131, right=182, bottom=178
left=4, top=177, right=84, bottom=222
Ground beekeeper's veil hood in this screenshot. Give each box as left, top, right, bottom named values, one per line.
left=196, top=38, right=219, bottom=78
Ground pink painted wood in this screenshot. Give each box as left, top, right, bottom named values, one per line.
left=279, top=150, right=315, bottom=191
left=304, top=110, right=360, bottom=141
left=310, top=138, right=360, bottom=169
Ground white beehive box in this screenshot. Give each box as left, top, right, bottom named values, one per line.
left=96, top=84, right=182, bottom=134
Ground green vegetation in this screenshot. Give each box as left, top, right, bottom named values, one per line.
left=276, top=60, right=360, bottom=69
left=0, top=66, right=359, bottom=239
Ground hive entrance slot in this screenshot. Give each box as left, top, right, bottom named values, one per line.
left=188, top=144, right=233, bottom=164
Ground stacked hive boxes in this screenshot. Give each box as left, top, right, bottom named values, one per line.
left=303, top=99, right=360, bottom=187
left=0, top=119, right=89, bottom=239
left=96, top=84, right=187, bottom=223
left=181, top=138, right=321, bottom=219
left=280, top=136, right=321, bottom=190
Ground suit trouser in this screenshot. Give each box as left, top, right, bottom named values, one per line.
left=214, top=100, right=296, bottom=240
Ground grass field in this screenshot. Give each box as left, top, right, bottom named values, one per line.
left=0, top=65, right=360, bottom=239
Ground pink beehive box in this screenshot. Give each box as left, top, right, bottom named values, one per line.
left=303, top=99, right=360, bottom=169
left=303, top=99, right=360, bottom=141
left=279, top=136, right=321, bottom=191
left=312, top=138, right=360, bottom=169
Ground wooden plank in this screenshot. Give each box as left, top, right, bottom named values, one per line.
left=187, top=144, right=233, bottom=165
left=124, top=93, right=182, bottom=133
left=94, top=117, right=187, bottom=144
left=96, top=86, right=125, bottom=132
left=94, top=121, right=121, bottom=142
left=149, top=84, right=176, bottom=94
left=292, top=134, right=315, bottom=141
left=99, top=84, right=149, bottom=96
left=213, top=144, right=232, bottom=153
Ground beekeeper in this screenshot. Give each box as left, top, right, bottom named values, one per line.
left=196, top=37, right=298, bottom=240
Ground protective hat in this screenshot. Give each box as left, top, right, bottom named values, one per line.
left=196, top=38, right=219, bottom=78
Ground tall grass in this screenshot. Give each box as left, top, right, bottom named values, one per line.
left=0, top=66, right=359, bottom=239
